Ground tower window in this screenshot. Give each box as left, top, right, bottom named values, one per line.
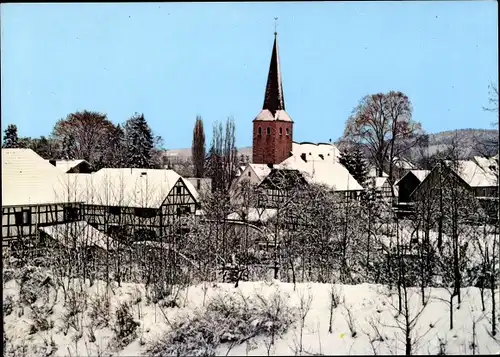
left=279, top=127, right=283, bottom=135
left=258, top=127, right=262, bottom=135
left=286, top=128, right=289, bottom=136
left=267, top=127, right=271, bottom=135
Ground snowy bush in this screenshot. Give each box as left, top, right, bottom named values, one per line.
left=111, top=301, right=140, bottom=347
left=16, top=266, right=51, bottom=306
left=30, top=305, right=55, bottom=334
left=3, top=294, right=14, bottom=316
left=88, top=294, right=111, bottom=329
left=146, top=290, right=296, bottom=356
left=3, top=268, right=15, bottom=283
left=60, top=289, right=86, bottom=335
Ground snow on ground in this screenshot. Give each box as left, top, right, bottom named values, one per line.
left=3, top=271, right=500, bottom=356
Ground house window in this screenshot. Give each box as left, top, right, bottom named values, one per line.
left=176, top=205, right=191, bottom=217
left=108, top=206, right=121, bottom=216
left=286, top=128, right=289, bottom=136
left=134, top=208, right=157, bottom=218
left=176, top=186, right=182, bottom=195
left=196, top=179, right=201, bottom=190
left=267, top=127, right=271, bottom=135
left=64, top=207, right=80, bottom=222
left=248, top=171, right=251, bottom=177
left=15, top=209, right=31, bottom=226
left=279, top=127, right=283, bottom=135
left=258, top=127, right=262, bottom=135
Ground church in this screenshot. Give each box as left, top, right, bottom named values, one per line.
left=234, top=31, right=364, bottom=197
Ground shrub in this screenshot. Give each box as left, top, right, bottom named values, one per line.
left=16, top=266, right=50, bottom=306
left=4, top=295, right=14, bottom=316
left=60, top=289, right=85, bottom=335
left=3, top=268, right=15, bottom=283
left=112, top=301, right=140, bottom=347
left=146, top=290, right=296, bottom=356
left=30, top=305, right=55, bottom=333
left=88, top=295, right=110, bottom=329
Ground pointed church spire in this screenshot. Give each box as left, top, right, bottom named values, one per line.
left=263, top=27, right=285, bottom=116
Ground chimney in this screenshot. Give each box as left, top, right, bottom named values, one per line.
left=300, top=153, right=307, bottom=163
left=49, top=159, right=56, bottom=167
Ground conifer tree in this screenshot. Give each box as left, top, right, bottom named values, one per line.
left=2, top=124, right=19, bottom=148
left=352, top=145, right=369, bottom=185
left=191, top=116, right=206, bottom=177
left=61, top=133, right=77, bottom=160
left=338, top=147, right=355, bottom=174
left=124, top=113, right=155, bottom=168
left=339, top=145, right=368, bottom=186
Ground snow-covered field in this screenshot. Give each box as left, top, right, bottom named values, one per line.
left=3, top=267, right=500, bottom=356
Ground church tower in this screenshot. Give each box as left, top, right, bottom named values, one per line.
left=252, top=31, right=293, bottom=165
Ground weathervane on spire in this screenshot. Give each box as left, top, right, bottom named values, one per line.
left=274, top=17, right=278, bottom=35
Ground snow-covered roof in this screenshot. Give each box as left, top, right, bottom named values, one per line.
left=451, top=160, right=497, bottom=188
left=46, top=159, right=89, bottom=173
left=279, top=155, right=364, bottom=191
left=254, top=109, right=292, bottom=122
left=291, top=142, right=340, bottom=162
left=39, top=221, right=115, bottom=251
left=235, top=165, right=247, bottom=177
left=473, top=156, right=498, bottom=173
left=1, top=148, right=81, bottom=206
left=374, top=177, right=388, bottom=188
left=249, top=164, right=272, bottom=181
left=411, top=170, right=431, bottom=182
left=395, top=170, right=430, bottom=186
left=66, top=168, right=199, bottom=208
left=227, top=208, right=277, bottom=223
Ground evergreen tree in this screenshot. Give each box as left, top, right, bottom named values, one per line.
left=101, top=124, right=127, bottom=168
left=338, top=147, right=355, bottom=174
left=2, top=124, right=19, bottom=148
left=339, top=145, right=368, bottom=186
left=124, top=113, right=154, bottom=168
left=352, top=145, right=369, bottom=185
left=61, top=133, right=77, bottom=160
left=191, top=116, right=206, bottom=177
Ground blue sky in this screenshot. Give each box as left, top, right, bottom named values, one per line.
left=1, top=2, right=498, bottom=149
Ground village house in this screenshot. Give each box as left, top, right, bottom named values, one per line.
left=367, top=176, right=393, bottom=200
left=67, top=167, right=200, bottom=242
left=394, top=170, right=431, bottom=204
left=1, top=149, right=91, bottom=247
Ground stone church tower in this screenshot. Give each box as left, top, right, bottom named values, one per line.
left=252, top=31, right=293, bottom=165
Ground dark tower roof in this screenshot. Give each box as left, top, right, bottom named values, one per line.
left=262, top=32, right=285, bottom=116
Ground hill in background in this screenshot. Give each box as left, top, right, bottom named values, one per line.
left=163, top=128, right=499, bottom=166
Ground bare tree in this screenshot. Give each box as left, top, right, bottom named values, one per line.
left=191, top=116, right=206, bottom=178
left=206, top=117, right=239, bottom=195
left=483, top=82, right=499, bottom=116
left=52, top=111, right=116, bottom=168
left=344, top=91, right=424, bottom=192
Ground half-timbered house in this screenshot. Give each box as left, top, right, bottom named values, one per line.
left=367, top=176, right=392, bottom=200
left=1, top=149, right=83, bottom=246
left=394, top=170, right=431, bottom=204
left=67, top=168, right=199, bottom=242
